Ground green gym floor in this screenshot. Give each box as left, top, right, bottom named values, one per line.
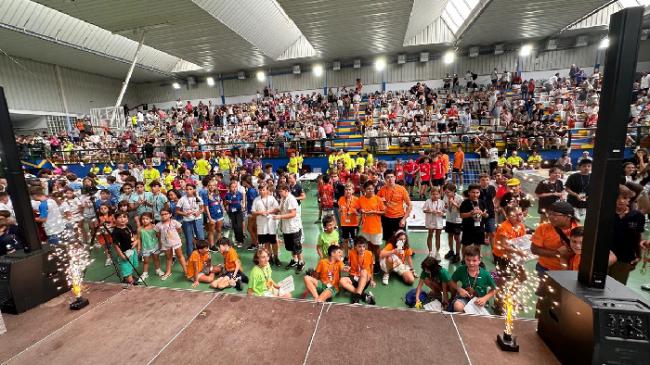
left=84, top=188, right=650, bottom=318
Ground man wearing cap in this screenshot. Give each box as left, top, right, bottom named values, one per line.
left=565, top=159, right=592, bottom=221
left=496, top=178, right=531, bottom=223
left=531, top=201, right=579, bottom=274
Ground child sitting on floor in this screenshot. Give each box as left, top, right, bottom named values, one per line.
left=448, top=245, right=496, bottom=312
left=414, top=256, right=452, bottom=309
left=379, top=230, right=416, bottom=286
left=339, top=237, right=376, bottom=304
left=304, top=244, right=351, bottom=303
left=247, top=248, right=292, bottom=298
left=186, top=240, right=221, bottom=288
left=211, top=237, right=248, bottom=291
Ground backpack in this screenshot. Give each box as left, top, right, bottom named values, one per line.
left=404, top=288, right=428, bottom=307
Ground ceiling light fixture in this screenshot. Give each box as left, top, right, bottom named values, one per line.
left=375, top=58, right=386, bottom=71
left=256, top=71, right=266, bottom=82
left=313, top=64, right=323, bottom=77
left=172, top=82, right=181, bottom=89
left=206, top=77, right=215, bottom=86
left=443, top=51, right=455, bottom=64
left=519, top=44, right=533, bottom=57
left=599, top=38, right=610, bottom=49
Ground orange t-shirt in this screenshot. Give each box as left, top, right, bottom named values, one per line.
left=338, top=195, right=360, bottom=227
left=377, top=185, right=410, bottom=218
left=358, top=195, right=385, bottom=235
left=570, top=254, right=581, bottom=271
left=441, top=154, right=450, bottom=175
left=223, top=248, right=239, bottom=272
left=453, top=151, right=464, bottom=170
left=532, top=222, right=577, bottom=270
left=186, top=250, right=210, bottom=279
left=348, top=250, right=373, bottom=278
left=494, top=220, right=526, bottom=258
left=316, top=259, right=344, bottom=290
left=383, top=243, right=413, bottom=263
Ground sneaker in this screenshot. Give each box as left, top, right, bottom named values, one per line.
left=435, top=252, right=441, bottom=260
left=382, top=273, right=389, bottom=285
left=451, top=254, right=461, bottom=264
left=234, top=279, right=243, bottom=291
left=209, top=246, right=219, bottom=252
left=642, top=283, right=650, bottom=291
left=351, top=293, right=360, bottom=304
left=365, top=291, right=376, bottom=305
left=235, top=242, right=243, bottom=248
left=246, top=244, right=258, bottom=251
left=273, top=256, right=282, bottom=267
left=105, top=257, right=112, bottom=266
left=285, top=260, right=297, bottom=269
left=156, top=269, right=165, bottom=277
left=138, top=272, right=149, bottom=283
left=444, top=250, right=454, bottom=260
left=160, top=273, right=171, bottom=281
left=296, top=261, right=305, bottom=273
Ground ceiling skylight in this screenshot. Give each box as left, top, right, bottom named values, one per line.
left=441, top=0, right=480, bottom=34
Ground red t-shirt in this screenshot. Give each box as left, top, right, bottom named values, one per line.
left=404, top=162, right=418, bottom=176
left=431, top=160, right=445, bottom=179
left=394, top=164, right=405, bottom=181
left=338, top=169, right=350, bottom=184
left=419, top=163, right=431, bottom=181
left=318, top=183, right=335, bottom=209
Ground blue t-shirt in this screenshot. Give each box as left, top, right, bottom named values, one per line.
left=246, top=187, right=258, bottom=214
left=107, top=183, right=121, bottom=206
left=224, top=191, right=243, bottom=213
left=202, top=190, right=224, bottom=219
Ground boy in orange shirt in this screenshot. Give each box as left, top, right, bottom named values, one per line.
left=187, top=240, right=221, bottom=288
left=358, top=181, right=385, bottom=267
left=340, top=237, right=376, bottom=304
left=211, top=237, right=248, bottom=291
left=452, top=145, right=464, bottom=187
left=305, top=245, right=355, bottom=302
left=568, top=226, right=583, bottom=271
left=338, top=183, right=360, bottom=259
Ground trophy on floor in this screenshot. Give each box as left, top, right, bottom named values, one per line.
left=496, top=295, right=519, bottom=352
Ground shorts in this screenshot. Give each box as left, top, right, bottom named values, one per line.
left=141, top=248, right=160, bottom=257
left=351, top=276, right=370, bottom=291
left=447, top=295, right=470, bottom=312
left=283, top=230, right=303, bottom=254
left=405, top=175, right=415, bottom=186
left=452, top=168, right=463, bottom=174
left=445, top=222, right=462, bottom=235
left=340, top=226, right=358, bottom=240
left=118, top=251, right=139, bottom=277
left=380, top=256, right=410, bottom=275
left=381, top=216, right=403, bottom=241
left=316, top=282, right=338, bottom=297
left=461, top=230, right=485, bottom=246
left=258, top=234, right=277, bottom=245
left=432, top=178, right=445, bottom=187
left=223, top=270, right=249, bottom=284
left=420, top=179, right=431, bottom=185
left=484, top=217, right=496, bottom=233
left=359, top=231, right=382, bottom=247
left=162, top=241, right=182, bottom=251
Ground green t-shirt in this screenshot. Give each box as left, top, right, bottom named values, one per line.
left=317, top=230, right=340, bottom=258
left=248, top=264, right=273, bottom=296
left=140, top=228, right=158, bottom=251
left=451, top=265, right=496, bottom=298
left=421, top=267, right=451, bottom=284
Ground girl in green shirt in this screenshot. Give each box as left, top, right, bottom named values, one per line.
left=414, top=256, right=452, bottom=309
left=248, top=249, right=291, bottom=298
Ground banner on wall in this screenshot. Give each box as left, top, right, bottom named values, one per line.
left=406, top=200, right=427, bottom=231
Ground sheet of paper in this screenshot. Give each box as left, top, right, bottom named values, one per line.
left=278, top=275, right=294, bottom=296
left=463, top=297, right=490, bottom=316
left=507, top=234, right=536, bottom=261
left=0, top=311, right=6, bottom=335
left=423, top=299, right=442, bottom=312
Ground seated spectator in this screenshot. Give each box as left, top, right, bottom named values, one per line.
left=247, top=248, right=291, bottom=298
left=186, top=240, right=221, bottom=288
left=379, top=230, right=416, bottom=285
left=413, top=256, right=451, bottom=309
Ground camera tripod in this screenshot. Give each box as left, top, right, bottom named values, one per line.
left=88, top=196, right=147, bottom=286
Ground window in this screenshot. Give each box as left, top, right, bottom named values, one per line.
left=441, top=0, right=481, bottom=34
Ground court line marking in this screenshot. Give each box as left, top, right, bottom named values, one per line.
left=145, top=292, right=221, bottom=365
left=302, top=302, right=328, bottom=365
left=3, top=289, right=126, bottom=365
left=451, top=314, right=474, bottom=365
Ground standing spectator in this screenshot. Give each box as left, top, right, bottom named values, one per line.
left=452, top=145, right=465, bottom=188
left=273, top=183, right=305, bottom=273
left=224, top=180, right=245, bottom=248
left=251, top=184, right=281, bottom=266
left=177, top=184, right=205, bottom=256
left=377, top=169, right=412, bottom=241
left=478, top=173, right=497, bottom=247
left=535, top=167, right=564, bottom=222
left=459, top=184, right=489, bottom=248
left=609, top=185, right=646, bottom=285
left=565, top=159, right=592, bottom=221
left=358, top=181, right=386, bottom=271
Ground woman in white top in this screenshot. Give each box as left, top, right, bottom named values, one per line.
left=176, top=184, right=205, bottom=257
left=423, top=187, right=446, bottom=257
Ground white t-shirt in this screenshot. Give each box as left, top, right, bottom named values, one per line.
left=61, top=197, right=83, bottom=223
left=443, top=194, right=463, bottom=224
left=0, top=200, right=14, bottom=219
left=177, top=195, right=204, bottom=222
left=488, top=147, right=499, bottom=163
left=279, top=194, right=302, bottom=234
left=252, top=196, right=279, bottom=235
left=423, top=199, right=445, bottom=229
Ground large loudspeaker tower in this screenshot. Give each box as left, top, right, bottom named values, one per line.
left=537, top=7, right=650, bottom=365
left=0, top=87, right=68, bottom=314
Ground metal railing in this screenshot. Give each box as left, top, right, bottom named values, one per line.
left=17, top=126, right=646, bottom=165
